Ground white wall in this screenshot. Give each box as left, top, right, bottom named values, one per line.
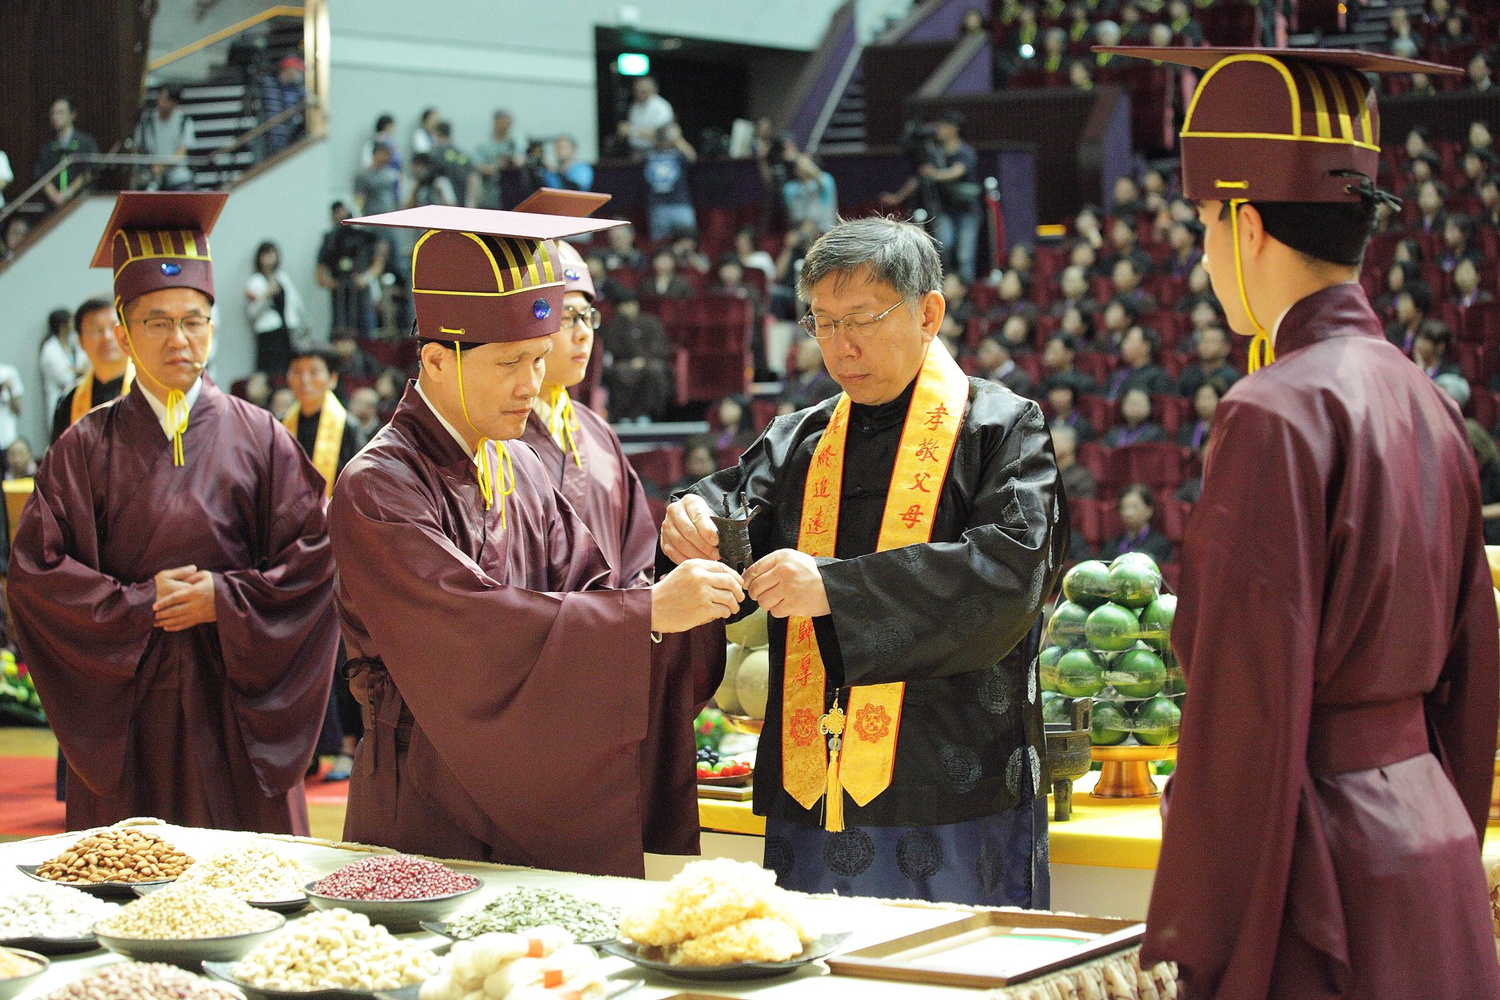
left=0, top=140, right=333, bottom=451
left=324, top=0, right=849, bottom=196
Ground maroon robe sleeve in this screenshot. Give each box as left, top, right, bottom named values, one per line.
left=329, top=462, right=654, bottom=869
left=9, top=430, right=158, bottom=795
left=1141, top=399, right=1328, bottom=997
left=212, top=427, right=340, bottom=796
left=610, top=430, right=660, bottom=590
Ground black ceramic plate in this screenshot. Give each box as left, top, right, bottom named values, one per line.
left=0, top=933, right=99, bottom=956
left=202, top=962, right=423, bottom=1000
left=419, top=920, right=615, bottom=949
left=132, top=881, right=309, bottom=914
left=599, top=932, right=851, bottom=981
left=15, top=865, right=172, bottom=900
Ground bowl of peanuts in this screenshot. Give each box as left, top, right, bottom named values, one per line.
left=0, top=947, right=49, bottom=1000
left=20, top=827, right=195, bottom=899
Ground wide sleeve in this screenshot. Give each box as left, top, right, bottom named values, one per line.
left=1140, top=400, right=1325, bottom=995
left=330, top=462, right=654, bottom=862
left=8, top=431, right=158, bottom=794
left=212, top=429, right=340, bottom=795
left=1432, top=497, right=1500, bottom=837
left=617, top=450, right=661, bottom=590
left=818, top=399, right=1068, bottom=686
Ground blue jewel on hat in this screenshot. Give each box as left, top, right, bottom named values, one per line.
left=564, top=268, right=581, bottom=281
left=533, top=298, right=551, bottom=320
left=161, top=262, right=182, bottom=276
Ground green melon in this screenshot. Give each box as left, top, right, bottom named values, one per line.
left=1108, top=559, right=1162, bottom=608
left=1138, top=594, right=1176, bottom=654
left=1090, top=700, right=1131, bottom=746
left=1055, top=648, right=1105, bottom=698
left=1106, top=647, right=1166, bottom=699
left=714, top=644, right=748, bottom=714
left=1084, top=602, right=1140, bottom=652
left=1133, top=696, right=1182, bottom=746
left=1110, top=551, right=1160, bottom=573
left=1062, top=560, right=1113, bottom=609
left=1042, top=696, right=1073, bottom=725
left=1038, top=645, right=1066, bottom=693
left=1047, top=601, right=1090, bottom=649
left=1163, top=662, right=1187, bottom=696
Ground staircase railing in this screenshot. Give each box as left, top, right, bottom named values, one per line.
left=0, top=0, right=327, bottom=266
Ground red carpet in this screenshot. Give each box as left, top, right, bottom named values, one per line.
left=0, top=755, right=65, bottom=837
left=0, top=755, right=351, bottom=837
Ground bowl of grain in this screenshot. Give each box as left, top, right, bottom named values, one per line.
left=0, top=948, right=48, bottom=1000
left=93, top=884, right=284, bottom=967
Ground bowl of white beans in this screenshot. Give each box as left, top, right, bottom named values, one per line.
left=204, top=907, right=437, bottom=999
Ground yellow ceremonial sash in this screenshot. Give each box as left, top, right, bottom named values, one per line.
left=781, top=338, right=969, bottom=831
left=546, top=385, right=583, bottom=468
left=69, top=363, right=135, bottom=426
left=282, top=391, right=348, bottom=497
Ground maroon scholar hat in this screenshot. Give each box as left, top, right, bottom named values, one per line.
left=90, top=191, right=228, bottom=308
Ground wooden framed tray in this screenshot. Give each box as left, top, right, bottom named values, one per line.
left=826, top=910, right=1144, bottom=989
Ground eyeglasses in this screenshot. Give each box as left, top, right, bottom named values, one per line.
left=134, top=316, right=211, bottom=337
left=561, top=306, right=602, bottom=331
left=798, top=299, right=910, bottom=340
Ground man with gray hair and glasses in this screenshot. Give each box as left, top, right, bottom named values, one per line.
left=661, top=216, right=1067, bottom=906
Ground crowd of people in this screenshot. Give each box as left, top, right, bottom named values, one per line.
left=2, top=1, right=1492, bottom=582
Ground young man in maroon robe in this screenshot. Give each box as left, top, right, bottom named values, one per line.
left=512, top=190, right=725, bottom=859
left=328, top=205, right=743, bottom=877
left=1097, top=45, right=1500, bottom=997
left=9, top=192, right=340, bottom=835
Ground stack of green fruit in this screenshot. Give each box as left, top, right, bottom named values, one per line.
left=0, top=650, right=45, bottom=726
left=1039, top=553, right=1183, bottom=748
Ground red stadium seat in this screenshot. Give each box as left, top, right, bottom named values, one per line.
left=1068, top=497, right=1108, bottom=550
left=627, top=446, right=683, bottom=493
left=1157, top=497, right=1193, bottom=546
left=1015, top=352, right=1044, bottom=386
left=1080, top=443, right=1116, bottom=494
left=1078, top=394, right=1116, bottom=437
left=1074, top=351, right=1116, bottom=387
left=1467, top=387, right=1496, bottom=428
left=1111, top=442, right=1185, bottom=494
left=1152, top=394, right=1191, bottom=439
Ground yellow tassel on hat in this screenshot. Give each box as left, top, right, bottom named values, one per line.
left=455, top=342, right=516, bottom=526
left=118, top=301, right=195, bottom=467
left=1229, top=198, right=1276, bottom=373
left=548, top=385, right=582, bottom=468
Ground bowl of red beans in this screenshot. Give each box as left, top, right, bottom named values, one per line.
left=304, top=855, right=482, bottom=931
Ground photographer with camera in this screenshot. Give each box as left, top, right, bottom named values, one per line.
left=880, top=110, right=982, bottom=282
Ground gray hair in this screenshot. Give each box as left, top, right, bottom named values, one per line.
left=1435, top=372, right=1471, bottom=408
left=797, top=217, right=943, bottom=304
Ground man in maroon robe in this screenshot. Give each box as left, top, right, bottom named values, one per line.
left=1097, top=45, right=1500, bottom=997
left=9, top=192, right=339, bottom=835
left=512, top=190, right=725, bottom=858
left=329, top=205, right=742, bottom=877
